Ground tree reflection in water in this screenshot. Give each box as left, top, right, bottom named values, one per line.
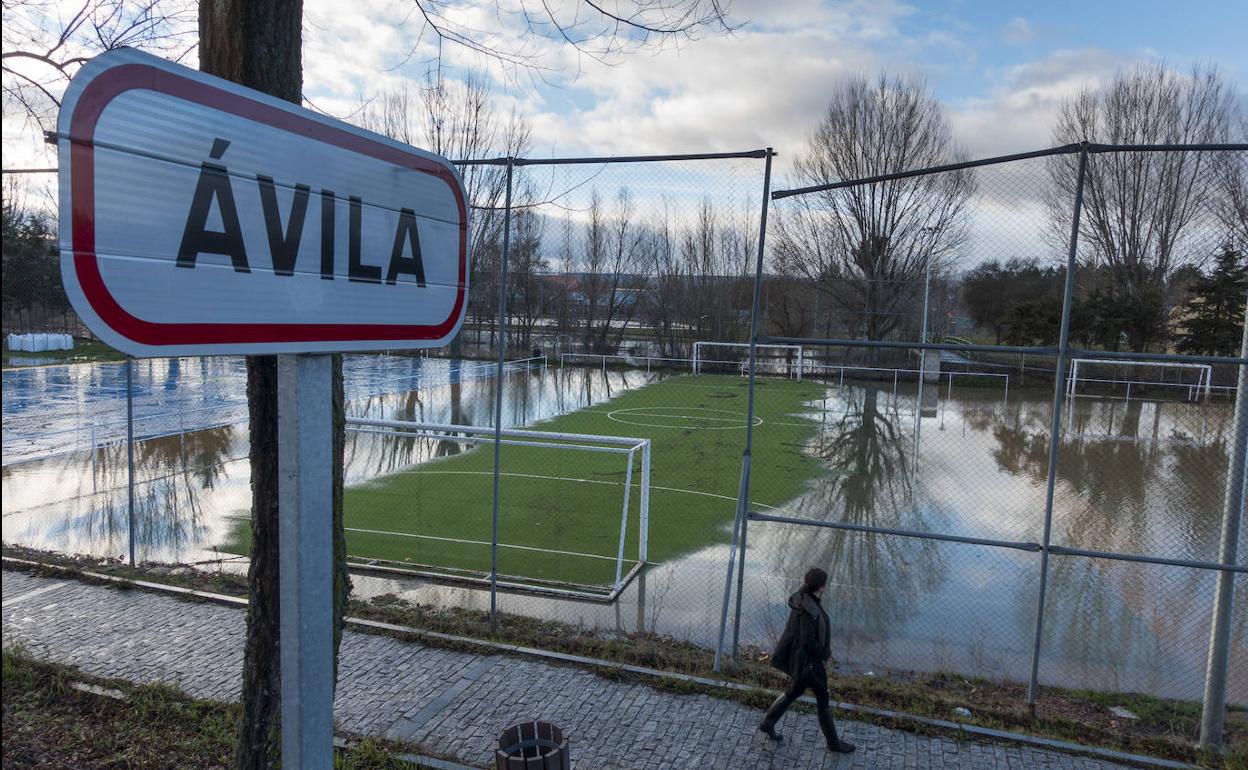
left=982, top=395, right=1241, bottom=697
left=71, top=423, right=237, bottom=559
left=766, top=385, right=946, bottom=660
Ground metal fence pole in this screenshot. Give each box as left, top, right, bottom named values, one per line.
left=919, top=254, right=931, bottom=381
left=1199, top=298, right=1248, bottom=750
left=126, top=356, right=136, bottom=567
left=489, top=157, right=515, bottom=633
left=718, top=148, right=774, bottom=666
left=1027, top=142, right=1089, bottom=707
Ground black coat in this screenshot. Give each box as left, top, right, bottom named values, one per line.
left=769, top=590, right=831, bottom=680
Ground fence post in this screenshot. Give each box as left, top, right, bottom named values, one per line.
left=489, top=157, right=515, bottom=633
left=716, top=148, right=774, bottom=667
left=126, top=356, right=136, bottom=567
left=1199, top=298, right=1248, bottom=750
left=1027, top=142, right=1089, bottom=708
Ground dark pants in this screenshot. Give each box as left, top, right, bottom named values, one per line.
left=784, top=663, right=830, bottom=709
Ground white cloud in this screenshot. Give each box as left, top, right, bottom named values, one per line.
left=948, top=48, right=1136, bottom=156
left=1002, top=17, right=1036, bottom=45
left=521, top=29, right=877, bottom=163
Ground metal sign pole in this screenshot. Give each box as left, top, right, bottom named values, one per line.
left=278, top=354, right=334, bottom=770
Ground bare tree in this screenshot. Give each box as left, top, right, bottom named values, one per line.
left=640, top=205, right=683, bottom=356
left=1214, top=116, right=1248, bottom=249
left=393, top=0, right=737, bottom=82
left=772, top=73, right=973, bottom=359
left=577, top=188, right=645, bottom=352
left=1048, top=62, right=1238, bottom=351
left=599, top=188, right=646, bottom=352
left=2, top=0, right=194, bottom=129
left=507, top=206, right=547, bottom=348
left=580, top=189, right=609, bottom=350
left=358, top=74, right=531, bottom=353
left=552, top=212, right=577, bottom=342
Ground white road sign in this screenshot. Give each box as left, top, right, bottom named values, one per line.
left=58, top=48, right=470, bottom=356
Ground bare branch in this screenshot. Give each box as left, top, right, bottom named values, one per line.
left=773, top=73, right=973, bottom=349
left=397, top=0, right=738, bottom=83
left=2, top=0, right=196, bottom=125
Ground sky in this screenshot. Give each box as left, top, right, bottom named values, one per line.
left=3, top=0, right=1246, bottom=219
left=298, top=0, right=1248, bottom=168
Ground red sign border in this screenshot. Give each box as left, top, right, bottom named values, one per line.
left=69, top=62, right=468, bottom=346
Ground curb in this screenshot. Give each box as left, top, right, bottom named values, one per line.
left=1, top=557, right=1200, bottom=770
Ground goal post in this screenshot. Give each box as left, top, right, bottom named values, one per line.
left=692, top=341, right=804, bottom=380
left=1066, top=358, right=1213, bottom=402
left=344, top=417, right=651, bottom=600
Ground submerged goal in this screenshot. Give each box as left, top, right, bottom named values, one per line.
left=343, top=417, right=650, bottom=602
left=692, top=341, right=804, bottom=380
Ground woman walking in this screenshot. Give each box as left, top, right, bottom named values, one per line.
left=758, top=567, right=855, bottom=754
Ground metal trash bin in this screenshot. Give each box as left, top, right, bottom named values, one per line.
left=495, top=720, right=569, bottom=770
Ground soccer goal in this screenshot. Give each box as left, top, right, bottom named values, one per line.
left=343, top=417, right=650, bottom=602
left=692, top=341, right=804, bottom=380
left=1066, top=358, right=1213, bottom=402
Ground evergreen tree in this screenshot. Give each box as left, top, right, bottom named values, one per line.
left=1176, top=244, right=1248, bottom=356
left=1, top=198, right=66, bottom=321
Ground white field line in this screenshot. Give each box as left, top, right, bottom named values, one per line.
left=610, top=412, right=745, bottom=422
left=345, top=527, right=619, bottom=562
left=381, top=468, right=777, bottom=509
left=578, top=407, right=815, bottom=429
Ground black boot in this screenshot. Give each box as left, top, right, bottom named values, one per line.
left=817, top=707, right=856, bottom=753
left=758, top=694, right=792, bottom=741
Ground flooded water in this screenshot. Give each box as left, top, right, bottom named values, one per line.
left=2, top=358, right=1244, bottom=702
left=1, top=356, right=655, bottom=561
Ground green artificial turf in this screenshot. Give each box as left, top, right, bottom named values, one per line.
left=232, top=374, right=827, bottom=586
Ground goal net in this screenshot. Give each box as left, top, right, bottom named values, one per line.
left=1066, top=359, right=1212, bottom=402
left=692, top=341, right=804, bottom=379
left=342, top=418, right=650, bottom=601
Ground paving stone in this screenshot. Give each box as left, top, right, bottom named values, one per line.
left=2, top=568, right=1136, bottom=770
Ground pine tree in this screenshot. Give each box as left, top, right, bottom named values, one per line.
left=1176, top=244, right=1248, bottom=356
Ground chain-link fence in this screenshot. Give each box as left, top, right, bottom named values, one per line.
left=400, top=151, right=774, bottom=621
left=3, top=142, right=1245, bottom=748
left=726, top=143, right=1247, bottom=749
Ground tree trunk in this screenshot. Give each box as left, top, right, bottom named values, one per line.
left=235, top=355, right=282, bottom=769
left=199, top=3, right=349, bottom=768
left=332, top=354, right=349, bottom=681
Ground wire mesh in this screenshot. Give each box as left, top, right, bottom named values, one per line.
left=2, top=144, right=1245, bottom=726
left=471, top=153, right=769, bottom=622
left=737, top=144, right=1247, bottom=719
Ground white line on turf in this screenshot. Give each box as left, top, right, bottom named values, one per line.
left=345, top=528, right=620, bottom=562
left=388, top=469, right=778, bottom=508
